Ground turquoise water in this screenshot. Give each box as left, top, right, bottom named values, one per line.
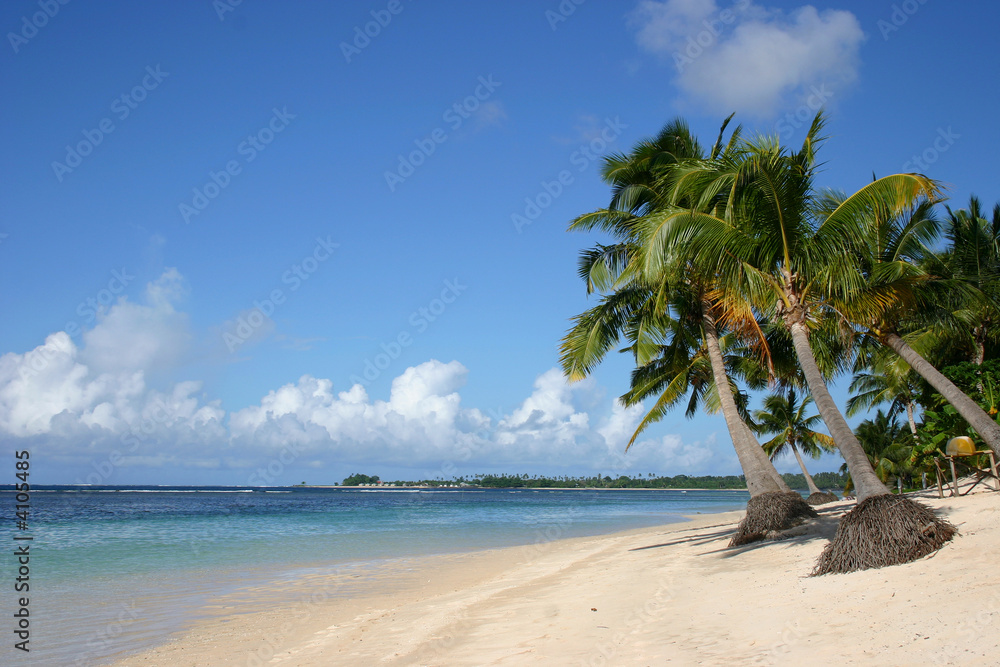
left=1, top=486, right=749, bottom=665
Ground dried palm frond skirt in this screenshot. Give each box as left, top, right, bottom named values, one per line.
left=812, top=494, right=956, bottom=575
left=806, top=491, right=839, bottom=505
left=730, top=491, right=818, bottom=547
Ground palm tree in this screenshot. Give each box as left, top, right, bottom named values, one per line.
left=561, top=117, right=791, bottom=498
left=562, top=118, right=824, bottom=547
left=611, top=282, right=787, bottom=491
left=641, top=115, right=921, bottom=503
left=752, top=388, right=836, bottom=497
left=834, top=193, right=1000, bottom=457
left=939, top=196, right=1000, bottom=364
left=640, top=113, right=955, bottom=572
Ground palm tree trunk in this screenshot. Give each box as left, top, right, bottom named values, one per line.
left=739, top=419, right=791, bottom=491
left=703, top=305, right=786, bottom=496
left=973, top=329, right=985, bottom=365
left=884, top=333, right=1000, bottom=457
left=905, top=401, right=918, bottom=437
left=789, top=322, right=890, bottom=501
left=790, top=444, right=822, bottom=495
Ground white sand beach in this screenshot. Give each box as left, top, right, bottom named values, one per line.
left=115, top=485, right=1000, bottom=666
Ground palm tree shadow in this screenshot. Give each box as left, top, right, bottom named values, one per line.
left=709, top=505, right=848, bottom=558
left=631, top=502, right=859, bottom=556
left=629, top=527, right=739, bottom=551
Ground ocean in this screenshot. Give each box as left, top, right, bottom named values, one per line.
left=1, top=486, right=750, bottom=666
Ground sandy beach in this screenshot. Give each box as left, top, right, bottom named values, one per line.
left=114, top=486, right=1000, bottom=666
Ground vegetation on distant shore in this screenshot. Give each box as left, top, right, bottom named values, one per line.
left=342, top=473, right=380, bottom=486
left=340, top=472, right=846, bottom=490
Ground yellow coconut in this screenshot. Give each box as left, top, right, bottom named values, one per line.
left=946, top=436, right=977, bottom=456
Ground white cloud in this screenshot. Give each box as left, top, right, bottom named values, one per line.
left=0, top=331, right=115, bottom=437
left=0, top=286, right=725, bottom=480
left=0, top=331, right=225, bottom=463
left=596, top=398, right=717, bottom=472
left=0, top=270, right=221, bottom=479
left=490, top=369, right=716, bottom=474
left=632, top=0, right=723, bottom=52
left=79, top=268, right=191, bottom=374
left=629, top=0, right=864, bottom=117
left=228, top=360, right=488, bottom=465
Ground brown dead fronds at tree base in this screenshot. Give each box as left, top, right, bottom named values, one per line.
left=812, top=494, right=956, bottom=575
left=806, top=491, right=839, bottom=506
left=729, top=491, right=819, bottom=547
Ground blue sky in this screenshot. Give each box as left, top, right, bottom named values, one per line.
left=2, top=0, right=998, bottom=485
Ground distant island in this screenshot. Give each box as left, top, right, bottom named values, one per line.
left=334, top=472, right=847, bottom=491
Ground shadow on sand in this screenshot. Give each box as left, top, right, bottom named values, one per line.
left=630, top=502, right=852, bottom=556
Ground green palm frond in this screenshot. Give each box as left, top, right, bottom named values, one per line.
left=752, top=387, right=836, bottom=462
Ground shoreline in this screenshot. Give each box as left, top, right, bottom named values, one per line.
left=313, top=485, right=757, bottom=491
left=105, top=514, right=720, bottom=666
left=112, top=487, right=1000, bottom=666
left=110, top=513, right=734, bottom=667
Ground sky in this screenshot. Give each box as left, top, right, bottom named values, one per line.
left=2, top=0, right=998, bottom=486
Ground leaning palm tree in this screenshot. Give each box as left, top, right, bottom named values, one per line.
left=833, top=192, right=1000, bottom=458
left=752, top=388, right=837, bottom=502
left=562, top=118, right=814, bottom=545
left=642, top=113, right=955, bottom=573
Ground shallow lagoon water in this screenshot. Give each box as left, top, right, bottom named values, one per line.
left=1, top=486, right=750, bottom=665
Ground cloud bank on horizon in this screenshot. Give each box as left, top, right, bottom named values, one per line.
left=630, top=0, right=865, bottom=117
left=1, top=270, right=717, bottom=484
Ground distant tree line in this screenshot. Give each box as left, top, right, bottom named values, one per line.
left=338, top=472, right=847, bottom=490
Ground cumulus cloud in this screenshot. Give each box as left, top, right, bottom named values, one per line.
left=596, top=396, right=716, bottom=471
left=629, top=0, right=864, bottom=117
left=225, top=364, right=719, bottom=476
left=0, top=269, right=221, bottom=479
left=228, top=360, right=488, bottom=466
left=490, top=369, right=716, bottom=473
left=0, top=331, right=225, bottom=466
left=79, top=268, right=191, bottom=374
left=0, top=281, right=724, bottom=481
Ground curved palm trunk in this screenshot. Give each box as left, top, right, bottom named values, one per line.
left=885, top=333, right=1000, bottom=457
left=790, top=444, right=822, bottom=495
left=789, top=322, right=890, bottom=501
left=703, top=306, right=787, bottom=496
